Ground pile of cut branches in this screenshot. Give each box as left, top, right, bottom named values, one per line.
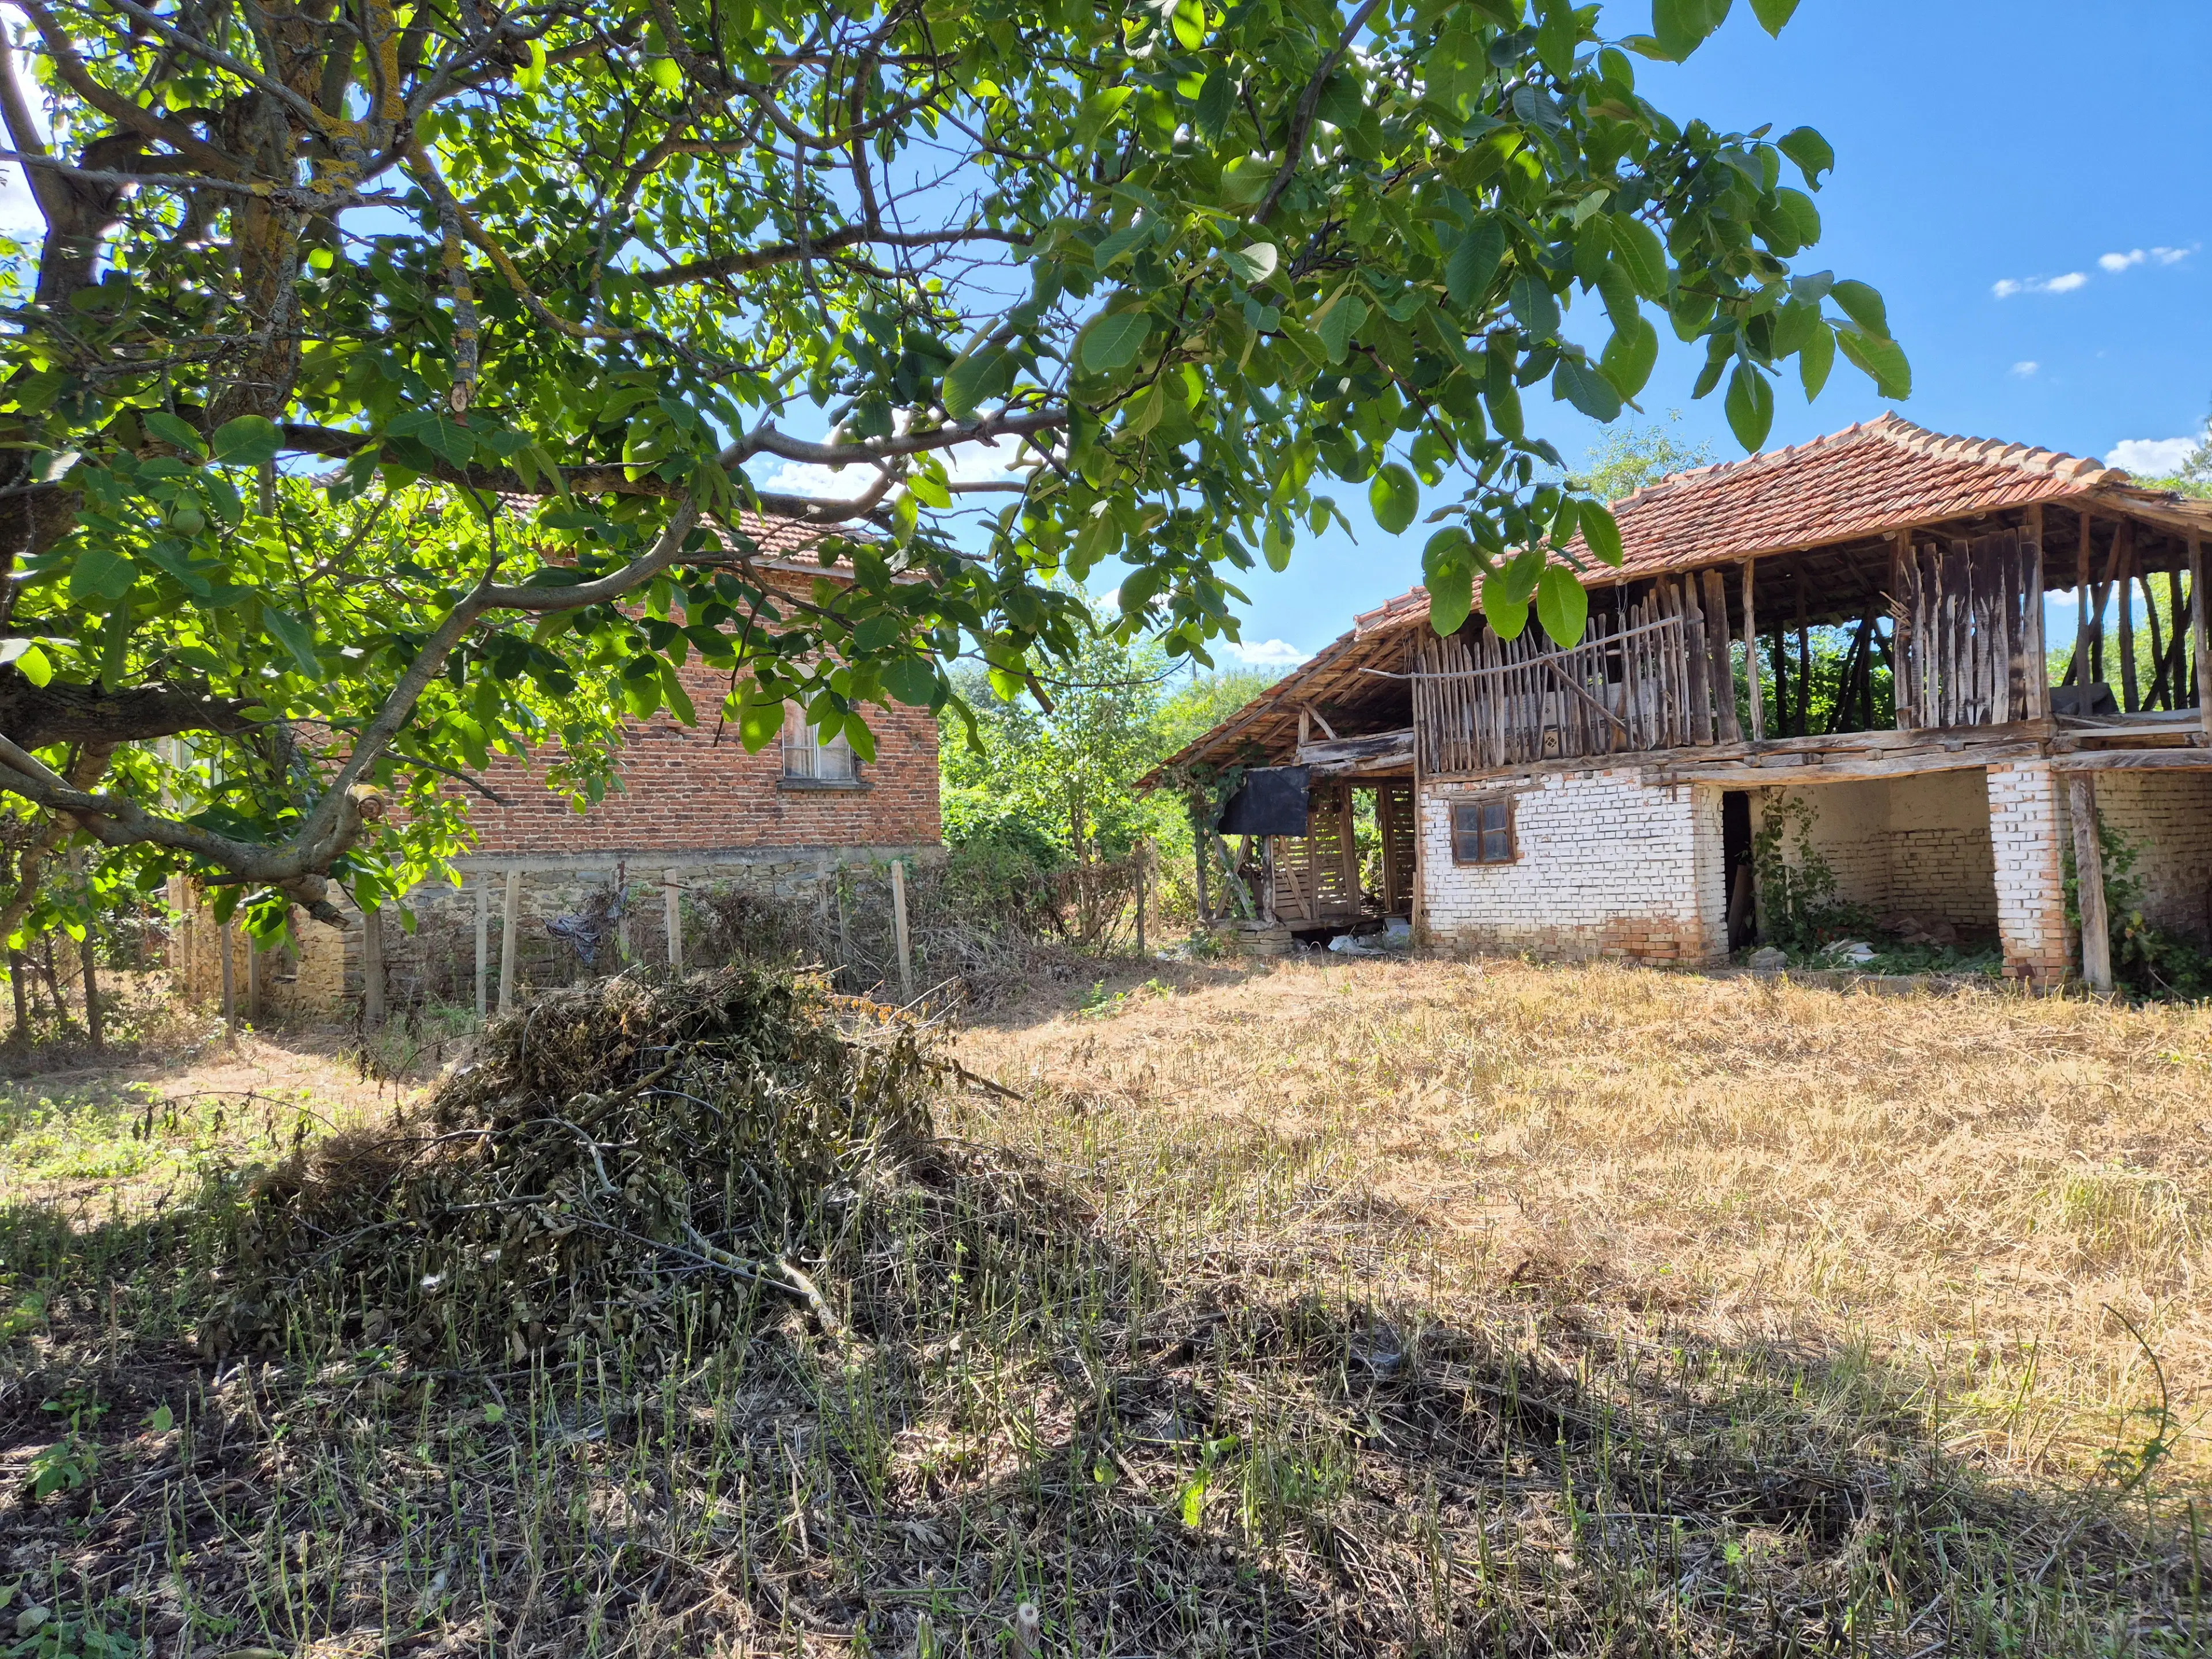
left=203, top=966, right=932, bottom=1363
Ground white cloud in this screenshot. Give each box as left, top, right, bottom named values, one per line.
left=2102, top=245, right=2195, bottom=271
left=2105, top=435, right=2201, bottom=476
left=1991, top=271, right=2089, bottom=298
left=749, top=438, right=1040, bottom=502
left=2010, top=361, right=2039, bottom=378
left=1222, top=638, right=1310, bottom=668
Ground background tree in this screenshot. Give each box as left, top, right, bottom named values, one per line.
left=1567, top=410, right=1714, bottom=501
left=0, top=0, right=1897, bottom=937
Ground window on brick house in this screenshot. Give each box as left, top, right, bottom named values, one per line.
left=781, top=705, right=857, bottom=781
left=1450, top=797, right=1517, bottom=865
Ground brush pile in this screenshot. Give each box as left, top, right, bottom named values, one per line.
left=203, top=965, right=934, bottom=1363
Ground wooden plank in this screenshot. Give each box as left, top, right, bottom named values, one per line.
left=362, top=904, right=384, bottom=1029
left=2194, top=533, right=2211, bottom=740
left=2023, top=506, right=2048, bottom=719
left=2048, top=748, right=2212, bottom=772
left=2067, top=775, right=2112, bottom=994
left=2075, top=508, right=2094, bottom=689
left=2115, top=520, right=2139, bottom=713
left=890, top=858, right=914, bottom=999
left=1650, top=741, right=2047, bottom=787
left=1703, top=567, right=1740, bottom=742
left=1891, top=532, right=1914, bottom=728
left=1743, top=559, right=1763, bottom=741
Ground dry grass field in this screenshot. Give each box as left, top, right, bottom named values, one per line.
left=1, top=960, right=2206, bottom=1658
left=956, top=957, right=2212, bottom=1490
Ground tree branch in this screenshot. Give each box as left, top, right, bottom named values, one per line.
left=1253, top=0, right=1385, bottom=227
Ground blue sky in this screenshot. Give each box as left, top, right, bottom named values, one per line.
left=1124, top=0, right=2212, bottom=669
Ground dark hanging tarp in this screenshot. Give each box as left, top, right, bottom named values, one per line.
left=1217, top=766, right=1312, bottom=836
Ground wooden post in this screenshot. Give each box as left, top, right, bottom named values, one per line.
left=2067, top=775, right=2112, bottom=994
left=889, top=858, right=914, bottom=1000
left=1192, top=819, right=1212, bottom=923
left=662, top=869, right=683, bottom=977
left=7, top=950, right=26, bottom=1046
left=1741, top=558, right=1763, bottom=741
left=78, top=929, right=101, bottom=1051
left=361, top=904, right=384, bottom=1028
left=2074, top=508, right=2094, bottom=692
left=498, top=866, right=521, bottom=1013
left=2192, top=533, right=2210, bottom=741
left=220, top=917, right=237, bottom=1032
left=1134, top=842, right=1147, bottom=956
left=474, top=877, right=490, bottom=1017
left=2024, top=505, right=2047, bottom=718
left=1891, top=532, right=1914, bottom=728
left=244, top=932, right=259, bottom=1025
left=1793, top=557, right=1810, bottom=737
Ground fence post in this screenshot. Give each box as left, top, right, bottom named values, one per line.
left=244, top=931, right=260, bottom=1026
left=889, top=858, right=914, bottom=1002
left=2067, top=775, right=2113, bottom=994
left=220, top=916, right=237, bottom=1032
left=6, top=950, right=25, bottom=1046
left=1134, top=842, right=1147, bottom=956
left=499, top=866, right=522, bottom=1014
left=78, top=932, right=101, bottom=1051
left=663, top=869, right=683, bottom=977
left=475, top=877, right=490, bottom=1017
left=362, top=904, right=385, bottom=1028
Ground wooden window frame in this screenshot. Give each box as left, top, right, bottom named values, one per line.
left=1449, top=796, right=1519, bottom=866
left=779, top=704, right=862, bottom=786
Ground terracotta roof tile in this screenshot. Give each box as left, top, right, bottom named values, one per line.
left=1575, top=411, right=2129, bottom=576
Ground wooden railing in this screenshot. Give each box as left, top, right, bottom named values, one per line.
left=1892, top=528, right=2043, bottom=729
left=1414, top=576, right=1732, bottom=774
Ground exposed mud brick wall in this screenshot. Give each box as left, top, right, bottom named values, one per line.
left=1987, top=761, right=2073, bottom=986
left=169, top=877, right=351, bottom=1020
left=1419, top=770, right=1726, bottom=965
left=2088, top=768, right=2212, bottom=944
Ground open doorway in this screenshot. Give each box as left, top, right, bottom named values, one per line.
left=1721, top=790, right=1755, bottom=949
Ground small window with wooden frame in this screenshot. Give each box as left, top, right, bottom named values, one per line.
left=1449, top=796, right=1517, bottom=866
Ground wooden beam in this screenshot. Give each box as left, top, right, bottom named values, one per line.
left=2115, top=520, right=2139, bottom=712
left=1793, top=556, right=1811, bottom=737
left=1891, top=532, right=1915, bottom=728
left=1650, top=742, right=2046, bottom=787
left=2075, top=507, right=2094, bottom=689
left=2023, top=505, right=2048, bottom=719
left=2048, top=748, right=2212, bottom=772
left=1742, top=558, right=1763, bottom=742
left=2194, top=532, right=2211, bottom=742
left=2066, top=774, right=2112, bottom=994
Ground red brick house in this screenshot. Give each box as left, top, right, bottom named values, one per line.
left=175, top=519, right=943, bottom=1016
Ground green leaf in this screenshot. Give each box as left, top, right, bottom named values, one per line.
left=1313, top=293, right=1368, bottom=363
left=69, top=545, right=136, bottom=607
left=1422, top=528, right=1475, bottom=635
left=1748, top=0, right=1798, bottom=32
left=211, top=415, right=281, bottom=467
left=941, top=347, right=1001, bottom=419
left=1480, top=566, right=1530, bottom=639
left=388, top=410, right=476, bottom=468
left=1599, top=313, right=1658, bottom=398
left=262, top=606, right=320, bottom=676
left=1651, top=0, right=1725, bottom=62
left=1075, top=85, right=1134, bottom=146
left=1828, top=278, right=1889, bottom=339
left=1369, top=464, right=1419, bottom=535
left=142, top=410, right=206, bottom=457
left=904, top=468, right=952, bottom=509
left=1263, top=518, right=1294, bottom=572
left=1536, top=563, right=1588, bottom=646
left=882, top=656, right=937, bottom=707
left=1771, top=187, right=1820, bottom=247
left=657, top=658, right=696, bottom=724
left=1220, top=242, right=1279, bottom=285
left=1578, top=501, right=1625, bottom=567
left=1798, top=319, right=1836, bottom=399
left=1444, top=221, right=1506, bottom=308
left=1836, top=328, right=1911, bottom=400
left=1125, top=379, right=1168, bottom=437
left=1078, top=310, right=1151, bottom=373
left=1194, top=71, right=1233, bottom=146
left=737, top=696, right=785, bottom=753
left=1172, top=0, right=1206, bottom=51
left=1608, top=215, right=1669, bottom=300
left=1508, top=272, right=1560, bottom=339
left=1778, top=125, right=1834, bottom=188
left=1724, top=361, right=1775, bottom=451
left=1552, top=354, right=1622, bottom=421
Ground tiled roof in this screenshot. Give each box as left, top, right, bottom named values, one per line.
left=1582, top=412, right=2129, bottom=575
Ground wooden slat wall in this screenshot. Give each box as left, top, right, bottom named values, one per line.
left=1269, top=782, right=1361, bottom=926
left=1377, top=784, right=1415, bottom=916
left=1893, top=529, right=2032, bottom=729
left=1413, top=578, right=1717, bottom=773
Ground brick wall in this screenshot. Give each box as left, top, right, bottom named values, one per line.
left=1988, top=760, right=2072, bottom=985
left=1752, top=770, right=1998, bottom=930
left=2089, top=769, right=2212, bottom=944
left=1419, top=769, right=1726, bottom=965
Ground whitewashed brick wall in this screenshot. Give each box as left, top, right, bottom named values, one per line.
left=2089, top=769, right=2212, bottom=942
left=1420, top=769, right=1725, bottom=964
left=1752, top=770, right=1998, bottom=928
left=1987, top=760, right=2071, bottom=984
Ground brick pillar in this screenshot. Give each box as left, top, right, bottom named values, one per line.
left=1987, top=761, right=2073, bottom=987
